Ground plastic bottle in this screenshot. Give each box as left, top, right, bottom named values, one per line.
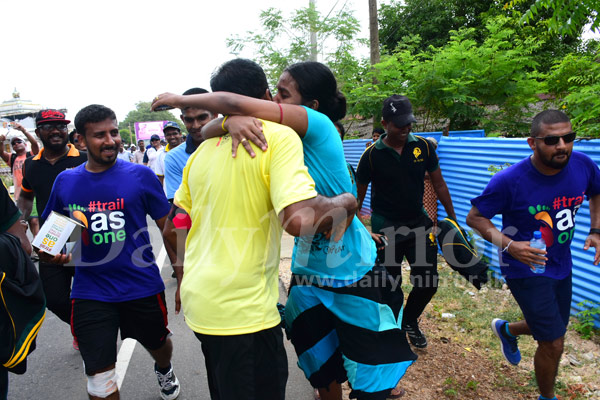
left=530, top=231, right=546, bottom=274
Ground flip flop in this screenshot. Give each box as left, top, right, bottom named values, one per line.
left=387, top=387, right=406, bottom=399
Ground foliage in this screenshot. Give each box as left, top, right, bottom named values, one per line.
left=378, top=0, right=494, bottom=53
left=118, top=102, right=183, bottom=140
left=572, top=300, right=600, bottom=339
left=546, top=47, right=600, bottom=137
left=119, top=129, right=133, bottom=145
left=348, top=16, right=545, bottom=135
left=508, top=0, right=599, bottom=36
left=488, top=163, right=513, bottom=175
left=226, top=4, right=368, bottom=93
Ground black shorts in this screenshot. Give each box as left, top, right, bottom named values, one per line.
left=194, top=325, right=288, bottom=400
left=72, top=292, right=171, bottom=375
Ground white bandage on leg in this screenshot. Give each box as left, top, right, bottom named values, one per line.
left=87, top=369, right=118, bottom=398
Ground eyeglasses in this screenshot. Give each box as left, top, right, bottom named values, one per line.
left=534, top=132, right=576, bottom=146
left=11, top=139, right=23, bottom=145
left=38, top=123, right=68, bottom=132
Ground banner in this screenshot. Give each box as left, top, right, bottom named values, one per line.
left=134, top=121, right=167, bottom=140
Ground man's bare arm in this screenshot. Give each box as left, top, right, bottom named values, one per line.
left=466, top=205, right=546, bottom=267
left=429, top=168, right=456, bottom=220
left=279, top=193, right=357, bottom=239
left=17, top=190, right=34, bottom=220
left=6, top=218, right=31, bottom=255
left=0, top=134, right=9, bottom=163
left=583, top=193, right=600, bottom=265
left=14, top=123, right=40, bottom=155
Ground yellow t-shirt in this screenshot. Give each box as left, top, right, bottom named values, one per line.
left=174, top=120, right=317, bottom=335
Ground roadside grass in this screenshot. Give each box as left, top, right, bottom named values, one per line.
left=402, top=256, right=599, bottom=399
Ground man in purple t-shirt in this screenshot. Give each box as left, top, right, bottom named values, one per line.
left=467, top=110, right=600, bottom=400
left=41, top=104, right=180, bottom=400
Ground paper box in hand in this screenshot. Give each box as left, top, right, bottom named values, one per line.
left=32, top=211, right=84, bottom=256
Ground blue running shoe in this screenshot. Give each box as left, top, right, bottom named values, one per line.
left=491, top=318, right=520, bottom=365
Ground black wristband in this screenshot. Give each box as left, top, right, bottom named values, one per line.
left=589, top=228, right=600, bottom=235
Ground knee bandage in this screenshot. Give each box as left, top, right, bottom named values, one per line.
left=87, top=369, right=118, bottom=398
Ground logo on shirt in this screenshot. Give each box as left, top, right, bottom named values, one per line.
left=413, top=147, right=423, bottom=162
left=528, top=192, right=584, bottom=246
left=69, top=198, right=126, bottom=246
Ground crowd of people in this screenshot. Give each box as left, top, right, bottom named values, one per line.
left=1, top=57, right=599, bottom=400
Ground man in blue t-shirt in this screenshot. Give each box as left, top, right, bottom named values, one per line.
left=41, top=105, right=180, bottom=400
left=467, top=110, right=600, bottom=400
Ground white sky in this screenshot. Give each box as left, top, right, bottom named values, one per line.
left=1, top=0, right=368, bottom=122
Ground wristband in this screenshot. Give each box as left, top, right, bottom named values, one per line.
left=502, top=240, right=513, bottom=253
left=278, top=103, right=283, bottom=124
left=221, top=116, right=229, bottom=133
left=589, top=228, right=600, bottom=235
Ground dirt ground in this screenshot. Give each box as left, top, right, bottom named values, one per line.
left=278, top=249, right=600, bottom=400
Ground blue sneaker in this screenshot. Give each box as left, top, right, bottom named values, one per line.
left=491, top=318, right=521, bottom=365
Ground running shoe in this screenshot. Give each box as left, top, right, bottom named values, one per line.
left=491, top=318, right=521, bottom=365
left=403, top=321, right=427, bottom=348
left=155, top=363, right=180, bottom=400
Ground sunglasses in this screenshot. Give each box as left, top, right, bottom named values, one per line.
left=38, top=123, right=68, bottom=132
left=11, top=139, right=23, bottom=145
left=533, top=132, right=576, bottom=146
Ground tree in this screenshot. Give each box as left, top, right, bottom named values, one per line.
left=226, top=3, right=367, bottom=94
left=119, top=101, right=184, bottom=140
left=379, top=0, right=583, bottom=72
left=510, top=0, right=599, bottom=36
left=348, top=16, right=546, bottom=135
left=119, top=129, right=133, bottom=145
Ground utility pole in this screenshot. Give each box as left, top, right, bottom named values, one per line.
left=369, top=0, right=380, bottom=66
left=309, top=0, right=318, bottom=61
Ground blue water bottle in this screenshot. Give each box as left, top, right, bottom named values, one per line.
left=530, top=231, right=546, bottom=274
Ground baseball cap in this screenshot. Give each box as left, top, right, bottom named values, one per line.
left=150, top=134, right=161, bottom=141
left=35, top=109, right=70, bottom=126
left=382, top=95, right=417, bottom=128
left=163, top=121, right=181, bottom=131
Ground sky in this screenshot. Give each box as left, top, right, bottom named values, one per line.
left=1, top=0, right=369, bottom=123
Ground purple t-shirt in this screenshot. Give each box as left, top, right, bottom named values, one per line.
left=471, top=151, right=600, bottom=279
left=42, top=159, right=170, bottom=302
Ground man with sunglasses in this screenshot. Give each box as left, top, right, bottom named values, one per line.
left=467, top=110, right=600, bottom=400
left=18, top=109, right=87, bottom=345
left=0, top=122, right=39, bottom=202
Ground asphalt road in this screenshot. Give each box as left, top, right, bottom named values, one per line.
left=8, top=221, right=313, bottom=399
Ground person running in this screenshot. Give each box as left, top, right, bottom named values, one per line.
left=41, top=104, right=180, bottom=400
left=152, top=59, right=416, bottom=400
left=154, top=121, right=183, bottom=186
left=356, top=95, right=456, bottom=350
left=17, top=110, right=87, bottom=340
left=467, top=110, right=600, bottom=400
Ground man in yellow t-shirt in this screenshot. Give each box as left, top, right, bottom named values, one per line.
left=170, top=59, right=357, bottom=400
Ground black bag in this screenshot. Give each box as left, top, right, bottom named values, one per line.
left=0, top=233, right=46, bottom=374
left=437, top=218, right=489, bottom=290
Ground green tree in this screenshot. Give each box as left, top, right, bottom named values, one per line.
left=119, top=128, right=133, bottom=144
left=348, top=16, right=546, bottom=135
left=226, top=3, right=368, bottom=94
left=119, top=101, right=184, bottom=140
left=546, top=44, right=600, bottom=137
left=510, top=0, right=599, bottom=36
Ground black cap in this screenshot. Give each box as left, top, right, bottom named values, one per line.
left=150, top=134, right=161, bottom=141
left=382, top=95, right=417, bottom=128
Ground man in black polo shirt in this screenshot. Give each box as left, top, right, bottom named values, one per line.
left=356, top=95, right=456, bottom=349
left=18, top=109, right=87, bottom=344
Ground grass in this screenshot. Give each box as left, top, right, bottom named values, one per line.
left=403, top=256, right=599, bottom=399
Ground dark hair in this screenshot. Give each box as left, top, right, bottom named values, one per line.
left=372, top=127, right=385, bottom=135
left=284, top=61, right=346, bottom=122
left=182, top=87, right=208, bottom=96
left=210, top=59, right=268, bottom=99
left=334, top=121, right=346, bottom=140
left=531, top=110, right=571, bottom=137
left=68, top=129, right=77, bottom=144
left=74, top=104, right=117, bottom=137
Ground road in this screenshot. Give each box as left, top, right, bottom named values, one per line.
left=8, top=223, right=313, bottom=399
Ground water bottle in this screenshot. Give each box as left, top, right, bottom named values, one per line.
left=530, top=231, right=546, bottom=274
